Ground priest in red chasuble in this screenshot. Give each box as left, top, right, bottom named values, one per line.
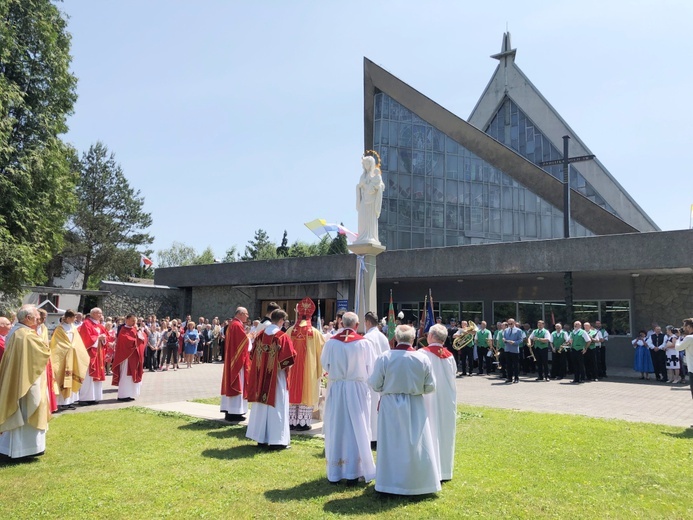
left=221, top=307, right=250, bottom=422
left=285, top=298, right=324, bottom=431
left=246, top=309, right=295, bottom=449
left=111, top=314, right=147, bottom=402
left=77, top=307, right=107, bottom=405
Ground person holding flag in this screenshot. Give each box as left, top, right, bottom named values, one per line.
left=139, top=254, right=153, bottom=269
left=364, top=311, right=390, bottom=447
left=387, top=290, right=396, bottom=346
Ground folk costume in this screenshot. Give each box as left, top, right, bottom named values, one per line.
left=321, top=328, right=376, bottom=483
left=632, top=337, right=654, bottom=375
left=246, top=324, right=296, bottom=447
left=112, top=325, right=146, bottom=400
left=368, top=344, right=439, bottom=495
left=285, top=298, right=324, bottom=430
left=0, top=325, right=51, bottom=458
left=50, top=323, right=89, bottom=408
left=420, top=343, right=457, bottom=481
left=364, top=325, right=390, bottom=442
left=78, top=317, right=107, bottom=403
left=221, top=317, right=250, bottom=418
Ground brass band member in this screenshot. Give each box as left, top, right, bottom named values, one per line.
left=550, top=323, right=569, bottom=380
left=529, top=320, right=550, bottom=381
left=494, top=322, right=507, bottom=379
left=475, top=321, right=493, bottom=375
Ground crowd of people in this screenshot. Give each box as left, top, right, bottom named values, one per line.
left=2, top=299, right=692, bottom=495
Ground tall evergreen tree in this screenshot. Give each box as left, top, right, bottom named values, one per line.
left=63, top=142, right=153, bottom=309
left=241, top=229, right=277, bottom=261
left=0, top=0, right=78, bottom=304
left=276, top=230, right=289, bottom=257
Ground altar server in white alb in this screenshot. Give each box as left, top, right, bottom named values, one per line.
left=420, top=323, right=457, bottom=482
left=321, top=312, right=376, bottom=484
left=246, top=309, right=295, bottom=450
left=363, top=311, right=390, bottom=446
left=368, top=324, right=440, bottom=495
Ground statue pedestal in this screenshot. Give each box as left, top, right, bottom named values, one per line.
left=348, top=242, right=386, bottom=334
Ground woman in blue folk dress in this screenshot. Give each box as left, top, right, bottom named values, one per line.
left=632, top=330, right=654, bottom=379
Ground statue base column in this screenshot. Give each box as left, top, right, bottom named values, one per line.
left=348, top=242, right=386, bottom=334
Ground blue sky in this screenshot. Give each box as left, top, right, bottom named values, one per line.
left=60, top=1, right=693, bottom=263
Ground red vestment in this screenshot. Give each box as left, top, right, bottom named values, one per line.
left=422, top=345, right=453, bottom=359
left=111, top=326, right=146, bottom=386
left=287, top=324, right=309, bottom=404
left=0, top=334, right=5, bottom=364
left=247, top=330, right=295, bottom=407
left=221, top=318, right=249, bottom=398
left=78, top=318, right=107, bottom=381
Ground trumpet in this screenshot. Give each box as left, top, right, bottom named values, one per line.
left=452, top=321, right=479, bottom=350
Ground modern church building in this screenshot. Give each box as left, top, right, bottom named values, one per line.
left=148, top=34, right=693, bottom=368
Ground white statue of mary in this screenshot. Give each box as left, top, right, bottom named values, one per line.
left=355, top=154, right=385, bottom=245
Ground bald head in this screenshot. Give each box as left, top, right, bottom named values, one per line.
left=0, top=317, right=11, bottom=335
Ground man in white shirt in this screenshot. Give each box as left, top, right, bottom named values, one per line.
left=595, top=320, right=609, bottom=378
left=675, top=318, right=693, bottom=410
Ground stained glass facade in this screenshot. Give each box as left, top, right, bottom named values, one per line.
left=373, top=92, right=592, bottom=251
left=485, top=98, right=618, bottom=216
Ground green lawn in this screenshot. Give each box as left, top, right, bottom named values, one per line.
left=1, top=405, right=691, bottom=519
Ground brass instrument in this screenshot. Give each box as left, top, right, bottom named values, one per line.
left=490, top=345, right=503, bottom=370
left=452, top=321, right=478, bottom=350
left=526, top=338, right=537, bottom=362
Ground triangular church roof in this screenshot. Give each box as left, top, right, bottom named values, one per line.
left=468, top=32, right=658, bottom=232
left=363, top=57, right=638, bottom=236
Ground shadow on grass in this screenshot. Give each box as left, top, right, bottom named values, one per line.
left=0, top=454, right=43, bottom=467
left=661, top=428, right=693, bottom=439
left=264, top=477, right=435, bottom=514
left=201, top=445, right=262, bottom=460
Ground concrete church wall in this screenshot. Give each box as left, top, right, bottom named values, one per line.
left=190, top=286, right=258, bottom=321
left=633, top=274, right=693, bottom=332
left=100, top=282, right=183, bottom=319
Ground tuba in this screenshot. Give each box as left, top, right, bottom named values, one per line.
left=452, top=321, right=479, bottom=350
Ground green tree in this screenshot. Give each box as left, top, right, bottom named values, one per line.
left=0, top=0, right=78, bottom=302
left=63, top=143, right=153, bottom=308
left=328, top=229, right=349, bottom=255
left=193, top=246, right=215, bottom=265
left=276, top=230, right=289, bottom=257
left=241, top=229, right=277, bottom=261
left=223, top=245, right=239, bottom=263
left=157, top=241, right=197, bottom=268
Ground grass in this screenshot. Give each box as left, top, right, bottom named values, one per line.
left=1, top=405, right=692, bottom=519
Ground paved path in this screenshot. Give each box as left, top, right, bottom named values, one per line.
left=68, top=362, right=693, bottom=428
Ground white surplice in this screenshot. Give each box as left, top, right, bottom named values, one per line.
left=246, top=325, right=290, bottom=446
left=321, top=331, right=376, bottom=482
left=364, top=327, right=391, bottom=442
left=368, top=348, right=440, bottom=495
left=0, top=375, right=47, bottom=458
left=220, top=369, right=249, bottom=415
left=420, top=346, right=457, bottom=481
left=117, top=361, right=141, bottom=399
left=78, top=337, right=103, bottom=402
